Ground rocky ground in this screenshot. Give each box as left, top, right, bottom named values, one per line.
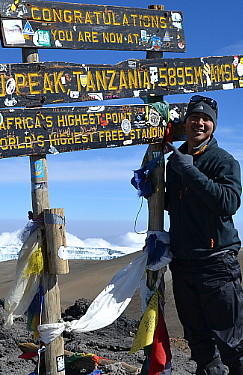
left=0, top=297, right=197, bottom=375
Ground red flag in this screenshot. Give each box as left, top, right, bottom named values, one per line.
left=162, top=123, right=173, bottom=154
left=148, top=308, right=172, bottom=375
left=18, top=352, right=38, bottom=360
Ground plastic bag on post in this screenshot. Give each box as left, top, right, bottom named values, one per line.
left=5, top=228, right=44, bottom=325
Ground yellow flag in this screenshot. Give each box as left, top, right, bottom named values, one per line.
left=24, top=247, right=44, bottom=278
left=129, top=290, right=159, bottom=354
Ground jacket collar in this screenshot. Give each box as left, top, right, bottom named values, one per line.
left=179, top=136, right=216, bottom=155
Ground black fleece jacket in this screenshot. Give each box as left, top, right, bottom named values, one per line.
left=166, top=137, right=242, bottom=259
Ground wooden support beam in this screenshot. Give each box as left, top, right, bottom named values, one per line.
left=146, top=5, right=165, bottom=233
left=44, top=208, right=69, bottom=275
left=23, top=48, right=66, bottom=375
left=144, top=5, right=165, bottom=290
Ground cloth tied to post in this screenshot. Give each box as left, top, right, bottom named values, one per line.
left=5, top=227, right=44, bottom=325
left=132, top=231, right=172, bottom=375
left=38, top=231, right=171, bottom=345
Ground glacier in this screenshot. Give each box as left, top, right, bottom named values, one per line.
left=0, top=228, right=146, bottom=262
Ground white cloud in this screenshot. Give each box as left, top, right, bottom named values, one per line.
left=217, top=40, right=243, bottom=55
left=0, top=154, right=144, bottom=183
left=217, top=127, right=235, bottom=136
left=0, top=158, right=29, bottom=182
left=48, top=157, right=140, bottom=182
left=66, top=231, right=146, bottom=252
left=121, top=231, right=146, bottom=248
left=0, top=230, right=22, bottom=246
left=66, top=232, right=113, bottom=248
left=0, top=229, right=145, bottom=257
left=232, top=150, right=243, bottom=161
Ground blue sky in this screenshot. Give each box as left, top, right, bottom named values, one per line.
left=0, top=0, right=243, bottom=247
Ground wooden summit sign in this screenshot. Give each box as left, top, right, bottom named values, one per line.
left=0, top=0, right=186, bottom=52
left=0, top=55, right=242, bottom=108
left=0, top=103, right=187, bottom=158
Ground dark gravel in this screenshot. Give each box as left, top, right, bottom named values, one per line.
left=0, top=297, right=196, bottom=375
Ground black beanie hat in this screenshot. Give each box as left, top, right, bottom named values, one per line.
left=184, top=97, right=218, bottom=129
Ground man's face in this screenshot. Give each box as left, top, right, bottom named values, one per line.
left=184, top=112, right=214, bottom=147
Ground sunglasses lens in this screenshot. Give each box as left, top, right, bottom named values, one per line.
left=191, top=95, right=204, bottom=102
left=190, top=95, right=217, bottom=110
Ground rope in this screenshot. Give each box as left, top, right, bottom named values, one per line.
left=133, top=197, right=147, bottom=235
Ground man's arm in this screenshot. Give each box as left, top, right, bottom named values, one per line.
left=167, top=143, right=242, bottom=216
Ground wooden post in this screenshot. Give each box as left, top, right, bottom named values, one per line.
left=44, top=208, right=69, bottom=275
left=29, top=154, right=50, bottom=217
left=145, top=5, right=165, bottom=287
left=145, top=144, right=164, bottom=232
left=146, top=5, right=165, bottom=233
left=22, top=49, right=66, bottom=375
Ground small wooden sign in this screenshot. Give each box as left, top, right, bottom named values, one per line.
left=0, top=55, right=242, bottom=108
left=0, top=103, right=186, bottom=158
left=0, top=0, right=186, bottom=52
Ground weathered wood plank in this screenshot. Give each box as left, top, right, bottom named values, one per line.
left=0, top=0, right=186, bottom=52
left=0, top=55, right=241, bottom=108
left=0, top=103, right=186, bottom=158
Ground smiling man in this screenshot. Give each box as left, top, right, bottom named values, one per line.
left=166, top=95, right=243, bottom=375
left=184, top=96, right=216, bottom=152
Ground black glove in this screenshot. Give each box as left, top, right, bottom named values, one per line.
left=167, top=142, right=193, bottom=175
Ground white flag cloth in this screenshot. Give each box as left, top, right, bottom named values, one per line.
left=39, top=230, right=171, bottom=345
left=39, top=250, right=148, bottom=344
left=5, top=228, right=43, bottom=325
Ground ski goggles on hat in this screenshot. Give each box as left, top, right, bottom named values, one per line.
left=190, top=95, right=218, bottom=112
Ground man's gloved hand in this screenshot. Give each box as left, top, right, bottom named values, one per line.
left=167, top=142, right=193, bottom=175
